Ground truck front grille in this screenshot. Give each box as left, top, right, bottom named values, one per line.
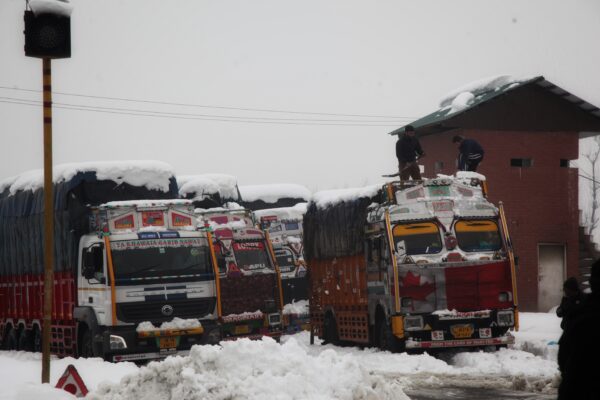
left=116, top=298, right=215, bottom=323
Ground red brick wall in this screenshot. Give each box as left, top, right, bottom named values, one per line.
left=416, top=129, right=579, bottom=311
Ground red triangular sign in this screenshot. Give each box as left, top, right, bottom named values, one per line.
left=55, top=364, right=89, bottom=397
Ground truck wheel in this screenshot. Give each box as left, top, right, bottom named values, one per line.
left=32, top=327, right=42, bottom=352
left=322, top=314, right=339, bottom=346
left=377, top=319, right=400, bottom=353
left=79, top=330, right=95, bottom=358
left=5, top=328, right=18, bottom=351
left=18, top=329, right=33, bottom=351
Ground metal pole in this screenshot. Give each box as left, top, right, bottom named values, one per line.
left=41, top=57, right=54, bottom=384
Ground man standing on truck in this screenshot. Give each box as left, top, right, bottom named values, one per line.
left=453, top=135, right=484, bottom=171
left=396, top=125, right=425, bottom=181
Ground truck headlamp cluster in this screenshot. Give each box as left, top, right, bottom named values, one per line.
left=497, top=310, right=514, bottom=327
left=404, top=316, right=424, bottom=331
left=110, top=335, right=127, bottom=350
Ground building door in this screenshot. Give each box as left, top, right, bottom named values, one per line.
left=538, top=244, right=566, bottom=312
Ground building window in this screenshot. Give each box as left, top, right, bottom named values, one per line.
left=510, top=158, right=533, bottom=167
left=434, top=161, right=444, bottom=173
left=560, top=159, right=569, bottom=168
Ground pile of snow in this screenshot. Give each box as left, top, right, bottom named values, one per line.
left=29, top=0, right=73, bottom=17
left=1, top=160, right=175, bottom=195
left=0, top=351, right=138, bottom=400
left=88, top=337, right=406, bottom=400
left=136, top=318, right=202, bottom=333
left=512, top=312, right=562, bottom=361
left=455, top=171, right=486, bottom=181
left=311, top=185, right=380, bottom=209
left=254, top=203, right=308, bottom=222
left=283, top=299, right=309, bottom=315
left=239, top=184, right=311, bottom=203
left=178, top=174, right=240, bottom=202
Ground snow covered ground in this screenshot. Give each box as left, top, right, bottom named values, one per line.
left=0, top=312, right=562, bottom=400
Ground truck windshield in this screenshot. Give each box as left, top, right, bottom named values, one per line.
left=393, top=222, right=443, bottom=255
left=454, top=220, right=502, bottom=252
left=233, top=241, right=272, bottom=272
left=275, top=248, right=295, bottom=273
left=110, top=238, right=212, bottom=280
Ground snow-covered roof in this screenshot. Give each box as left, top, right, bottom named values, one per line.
left=178, top=174, right=240, bottom=201
left=0, top=160, right=175, bottom=195
left=389, top=75, right=600, bottom=137
left=239, top=184, right=311, bottom=203
left=253, top=203, right=308, bottom=221
left=310, top=185, right=380, bottom=209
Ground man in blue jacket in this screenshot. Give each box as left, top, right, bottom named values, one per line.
left=453, top=135, right=484, bottom=171
left=396, top=125, right=425, bottom=181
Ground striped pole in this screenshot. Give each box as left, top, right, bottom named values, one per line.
left=41, top=57, right=54, bottom=384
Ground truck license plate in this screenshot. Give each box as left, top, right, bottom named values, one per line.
left=159, top=337, right=178, bottom=349
left=234, top=325, right=250, bottom=335
left=451, top=324, right=474, bottom=339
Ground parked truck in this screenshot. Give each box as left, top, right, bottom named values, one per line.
left=305, top=173, right=518, bottom=352
left=255, top=205, right=310, bottom=333
left=195, top=207, right=284, bottom=340
left=0, top=162, right=220, bottom=362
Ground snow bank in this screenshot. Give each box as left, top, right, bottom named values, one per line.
left=178, top=174, right=240, bottom=202
left=253, top=203, right=308, bottom=222
left=137, top=318, right=202, bottom=333
left=239, top=184, right=311, bottom=203
left=1, top=160, right=175, bottom=195
left=30, top=0, right=73, bottom=17
left=512, top=312, right=562, bottom=361
left=283, top=299, right=309, bottom=315
left=0, top=351, right=138, bottom=400
left=311, top=185, right=380, bottom=209
left=88, top=337, right=407, bottom=400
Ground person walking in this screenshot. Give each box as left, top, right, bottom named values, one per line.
left=556, top=277, right=584, bottom=330
left=396, top=125, right=425, bottom=181
left=453, top=135, right=484, bottom=172
left=558, top=260, right=600, bottom=400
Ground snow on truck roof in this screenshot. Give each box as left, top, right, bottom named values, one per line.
left=310, top=185, right=381, bottom=209
left=178, top=174, right=240, bottom=201
left=239, top=184, right=311, bottom=203
left=99, top=199, right=192, bottom=208
left=253, top=203, right=308, bottom=221
left=0, top=160, right=175, bottom=195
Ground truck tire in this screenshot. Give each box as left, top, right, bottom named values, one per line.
left=5, top=328, right=18, bottom=351
left=376, top=319, right=401, bottom=353
left=18, top=329, right=33, bottom=351
left=79, top=329, right=95, bottom=358
left=322, top=313, right=339, bottom=346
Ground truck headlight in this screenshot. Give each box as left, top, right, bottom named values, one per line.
left=497, top=310, right=514, bottom=327
left=268, top=313, right=281, bottom=326
left=110, top=335, right=127, bottom=350
left=404, top=316, right=424, bottom=331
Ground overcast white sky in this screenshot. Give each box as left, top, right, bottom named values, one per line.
left=1, top=0, right=600, bottom=191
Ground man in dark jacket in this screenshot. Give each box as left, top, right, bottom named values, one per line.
left=453, top=135, right=484, bottom=171
left=556, top=277, right=584, bottom=330
left=558, top=260, right=600, bottom=399
left=396, top=125, right=425, bottom=181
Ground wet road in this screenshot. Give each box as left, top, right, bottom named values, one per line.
left=405, top=386, right=556, bottom=400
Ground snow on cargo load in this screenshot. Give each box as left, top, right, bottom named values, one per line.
left=0, top=160, right=176, bottom=195
left=178, top=174, right=241, bottom=209
left=94, top=199, right=197, bottom=234
left=239, top=183, right=311, bottom=211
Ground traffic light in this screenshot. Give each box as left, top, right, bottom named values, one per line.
left=24, top=10, right=71, bottom=59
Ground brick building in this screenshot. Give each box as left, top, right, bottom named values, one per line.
left=389, top=76, right=600, bottom=311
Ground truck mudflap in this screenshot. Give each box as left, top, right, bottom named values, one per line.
left=405, top=333, right=514, bottom=349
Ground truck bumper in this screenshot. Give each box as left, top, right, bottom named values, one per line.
left=405, top=333, right=514, bottom=350
left=101, top=320, right=220, bottom=362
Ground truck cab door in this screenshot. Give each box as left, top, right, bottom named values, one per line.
left=78, top=239, right=109, bottom=325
